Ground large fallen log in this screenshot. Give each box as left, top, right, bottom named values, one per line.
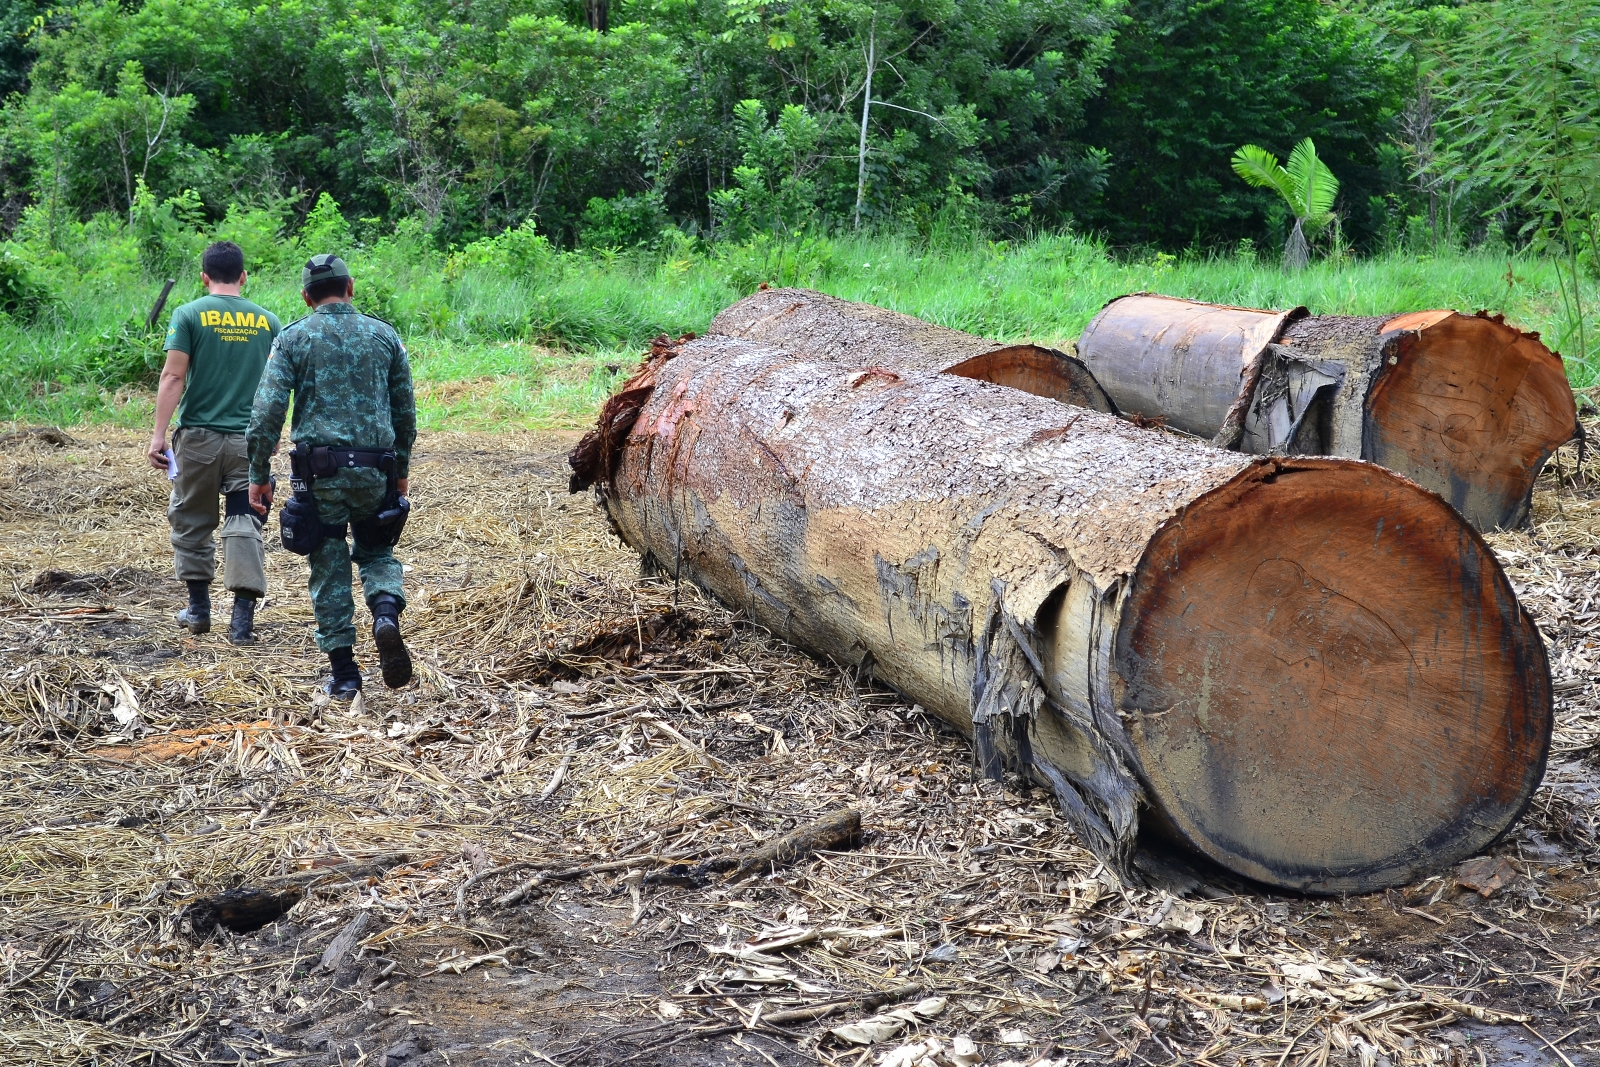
left=570, top=337, right=1552, bottom=894
left=1075, top=294, right=1579, bottom=531
left=709, top=287, right=1117, bottom=413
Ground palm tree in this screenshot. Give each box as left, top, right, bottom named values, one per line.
left=1231, top=138, right=1339, bottom=270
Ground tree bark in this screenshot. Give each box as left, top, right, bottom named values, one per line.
left=1076, top=294, right=1579, bottom=531
left=710, top=287, right=1117, bottom=414
left=572, top=337, right=1552, bottom=893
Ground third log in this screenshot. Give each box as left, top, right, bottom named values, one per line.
left=1076, top=294, right=1579, bottom=531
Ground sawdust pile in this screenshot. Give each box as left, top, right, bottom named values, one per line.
left=0, top=426, right=1597, bottom=1067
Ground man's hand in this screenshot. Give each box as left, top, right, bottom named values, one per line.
left=249, top=481, right=273, bottom=516
left=398, top=477, right=409, bottom=497
left=147, top=435, right=171, bottom=472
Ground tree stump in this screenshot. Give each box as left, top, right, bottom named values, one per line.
left=572, top=337, right=1552, bottom=893
left=1076, top=294, right=1578, bottom=531
left=709, top=287, right=1116, bottom=413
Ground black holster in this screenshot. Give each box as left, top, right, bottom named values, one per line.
left=352, top=457, right=410, bottom=551
left=279, top=489, right=325, bottom=555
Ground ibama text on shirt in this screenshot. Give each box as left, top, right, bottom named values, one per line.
left=200, top=309, right=272, bottom=342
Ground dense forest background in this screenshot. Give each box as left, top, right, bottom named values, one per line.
left=0, top=0, right=1594, bottom=425
left=0, top=0, right=1584, bottom=253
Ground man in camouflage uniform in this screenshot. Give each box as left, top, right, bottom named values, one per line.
left=246, top=254, right=416, bottom=698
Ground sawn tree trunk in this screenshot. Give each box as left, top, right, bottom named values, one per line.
left=1075, top=294, right=1579, bottom=531
left=709, top=287, right=1117, bottom=413
left=571, top=337, right=1552, bottom=894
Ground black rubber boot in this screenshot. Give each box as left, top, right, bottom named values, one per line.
left=176, top=580, right=211, bottom=635
left=371, top=594, right=413, bottom=689
left=228, top=596, right=257, bottom=645
left=324, top=646, right=362, bottom=700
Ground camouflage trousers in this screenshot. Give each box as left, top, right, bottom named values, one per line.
left=307, top=478, right=406, bottom=653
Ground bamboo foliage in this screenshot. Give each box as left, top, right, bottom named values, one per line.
left=1431, top=0, right=1600, bottom=371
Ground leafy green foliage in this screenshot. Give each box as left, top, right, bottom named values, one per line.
left=0, top=247, right=52, bottom=319
left=213, top=199, right=298, bottom=274
left=710, top=100, right=824, bottom=241
left=1232, top=146, right=1298, bottom=207
left=1233, top=139, right=1339, bottom=269
left=0, top=0, right=1132, bottom=247
left=1430, top=0, right=1600, bottom=369
left=0, top=0, right=1582, bottom=268
left=298, top=193, right=355, bottom=258
left=580, top=192, right=667, bottom=249
left=0, top=0, right=48, bottom=99
left=1283, top=141, right=1340, bottom=224
left=86, top=314, right=164, bottom=387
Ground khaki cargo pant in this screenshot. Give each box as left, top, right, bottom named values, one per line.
left=168, top=427, right=267, bottom=598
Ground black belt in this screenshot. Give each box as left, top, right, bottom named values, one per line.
left=290, top=445, right=396, bottom=480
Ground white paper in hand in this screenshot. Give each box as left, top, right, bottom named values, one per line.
left=164, top=449, right=178, bottom=480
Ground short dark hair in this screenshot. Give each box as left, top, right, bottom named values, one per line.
left=304, top=276, right=352, bottom=304
left=201, top=241, right=244, bottom=284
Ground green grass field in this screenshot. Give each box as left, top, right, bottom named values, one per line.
left=2, top=231, right=1593, bottom=433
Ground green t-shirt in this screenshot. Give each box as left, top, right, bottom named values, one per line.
left=164, top=294, right=282, bottom=434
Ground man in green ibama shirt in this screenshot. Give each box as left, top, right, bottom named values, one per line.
left=146, top=241, right=282, bottom=644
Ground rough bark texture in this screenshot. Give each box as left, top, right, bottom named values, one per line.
left=726, top=807, right=862, bottom=880
left=1077, top=295, right=1579, bottom=531
left=576, top=336, right=1552, bottom=893
left=709, top=287, right=1117, bottom=414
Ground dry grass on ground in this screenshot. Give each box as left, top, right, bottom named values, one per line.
left=0, top=426, right=1597, bottom=1067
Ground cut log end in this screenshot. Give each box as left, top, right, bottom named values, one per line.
left=1109, top=459, right=1552, bottom=893
left=943, top=344, right=1117, bottom=413
left=1363, top=312, right=1578, bottom=530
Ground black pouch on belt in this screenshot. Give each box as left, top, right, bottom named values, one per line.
left=279, top=492, right=325, bottom=555
left=279, top=450, right=324, bottom=556
left=352, top=453, right=410, bottom=550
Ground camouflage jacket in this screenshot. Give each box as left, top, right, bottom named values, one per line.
left=247, top=303, right=417, bottom=485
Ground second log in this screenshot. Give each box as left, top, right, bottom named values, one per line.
left=709, top=286, right=1117, bottom=413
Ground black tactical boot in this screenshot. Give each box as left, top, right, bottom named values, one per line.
left=228, top=596, right=257, bottom=645
left=176, top=580, right=211, bottom=635
left=371, top=594, right=413, bottom=689
left=324, top=646, right=362, bottom=700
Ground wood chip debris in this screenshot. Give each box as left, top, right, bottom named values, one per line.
left=1, top=427, right=1597, bottom=1067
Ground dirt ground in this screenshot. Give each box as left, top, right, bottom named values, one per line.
left=1, top=425, right=1597, bottom=1067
